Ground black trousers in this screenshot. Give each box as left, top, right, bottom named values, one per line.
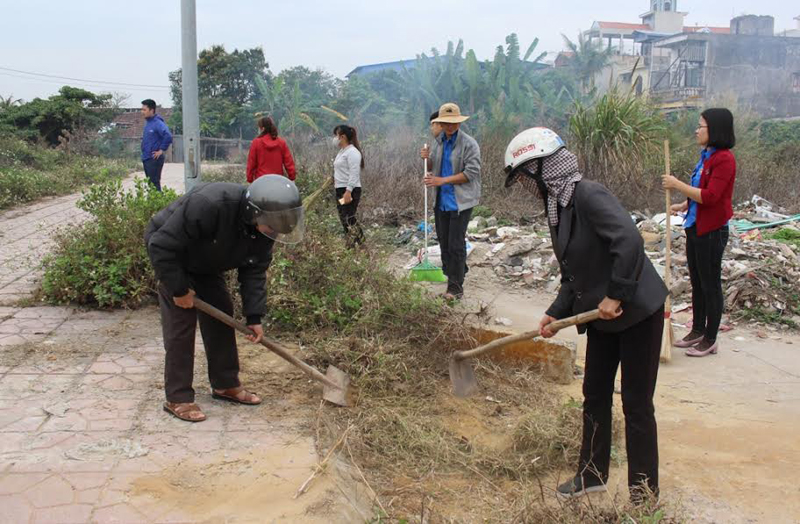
left=158, top=273, right=241, bottom=403
left=335, top=187, right=364, bottom=247
left=434, top=206, right=472, bottom=295
left=685, top=225, right=728, bottom=343
left=143, top=156, right=165, bottom=191
left=578, top=307, right=663, bottom=495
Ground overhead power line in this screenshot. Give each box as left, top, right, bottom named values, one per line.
left=0, top=65, right=170, bottom=90
left=0, top=71, right=169, bottom=93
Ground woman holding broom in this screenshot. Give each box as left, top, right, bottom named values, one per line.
left=663, top=108, right=736, bottom=357
left=503, top=127, right=667, bottom=503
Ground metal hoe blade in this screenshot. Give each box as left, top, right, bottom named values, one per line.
left=449, top=356, right=479, bottom=398
left=322, top=365, right=353, bottom=407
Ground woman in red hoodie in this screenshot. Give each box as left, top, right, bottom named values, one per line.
left=246, top=116, right=296, bottom=183
left=663, top=108, right=736, bottom=357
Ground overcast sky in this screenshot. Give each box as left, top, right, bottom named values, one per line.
left=1, top=0, right=797, bottom=107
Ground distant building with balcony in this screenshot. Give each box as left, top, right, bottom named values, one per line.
left=578, top=2, right=800, bottom=117
left=649, top=15, right=800, bottom=116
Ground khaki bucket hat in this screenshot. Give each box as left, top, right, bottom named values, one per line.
left=433, top=102, right=470, bottom=123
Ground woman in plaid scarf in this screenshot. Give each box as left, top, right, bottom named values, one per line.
left=504, top=127, right=668, bottom=504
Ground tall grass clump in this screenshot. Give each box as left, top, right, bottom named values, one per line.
left=569, top=89, right=667, bottom=208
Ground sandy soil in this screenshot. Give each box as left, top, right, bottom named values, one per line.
left=448, top=251, right=800, bottom=523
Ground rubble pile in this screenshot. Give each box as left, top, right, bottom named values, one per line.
left=394, top=195, right=800, bottom=324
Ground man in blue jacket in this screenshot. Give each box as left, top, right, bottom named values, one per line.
left=140, top=99, right=172, bottom=191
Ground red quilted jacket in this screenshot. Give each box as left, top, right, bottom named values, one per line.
left=694, top=149, right=736, bottom=236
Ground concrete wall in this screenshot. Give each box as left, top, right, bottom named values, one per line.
left=704, top=34, right=800, bottom=117
left=730, top=15, right=775, bottom=36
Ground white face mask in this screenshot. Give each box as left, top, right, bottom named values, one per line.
left=331, top=136, right=341, bottom=146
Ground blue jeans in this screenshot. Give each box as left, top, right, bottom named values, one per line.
left=143, top=156, right=165, bottom=191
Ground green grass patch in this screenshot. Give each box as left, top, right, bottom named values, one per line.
left=766, top=227, right=800, bottom=249
left=0, top=137, right=133, bottom=209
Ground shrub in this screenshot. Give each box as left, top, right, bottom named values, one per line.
left=0, top=137, right=132, bottom=209
left=40, top=179, right=178, bottom=307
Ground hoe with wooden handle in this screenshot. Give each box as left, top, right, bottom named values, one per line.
left=194, top=298, right=353, bottom=407
left=449, top=309, right=601, bottom=397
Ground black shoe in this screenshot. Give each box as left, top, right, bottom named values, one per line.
left=556, top=474, right=607, bottom=500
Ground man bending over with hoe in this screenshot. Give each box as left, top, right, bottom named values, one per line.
left=145, top=175, right=305, bottom=422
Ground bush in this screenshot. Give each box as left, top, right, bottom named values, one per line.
left=0, top=137, right=133, bottom=209
left=40, top=179, right=178, bottom=307
left=569, top=89, right=668, bottom=208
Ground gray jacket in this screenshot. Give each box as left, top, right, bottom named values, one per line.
left=546, top=180, right=668, bottom=333
left=428, top=129, right=481, bottom=212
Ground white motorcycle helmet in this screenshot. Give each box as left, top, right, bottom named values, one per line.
left=503, top=127, right=565, bottom=188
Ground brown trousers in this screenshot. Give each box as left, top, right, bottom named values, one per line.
left=158, top=273, right=241, bottom=403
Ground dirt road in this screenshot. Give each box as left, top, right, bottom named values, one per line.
left=458, top=260, right=800, bottom=523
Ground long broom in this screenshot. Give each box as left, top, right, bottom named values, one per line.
left=410, top=144, right=447, bottom=283
left=660, top=139, right=675, bottom=363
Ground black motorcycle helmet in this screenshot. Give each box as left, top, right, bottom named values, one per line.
left=243, top=175, right=305, bottom=244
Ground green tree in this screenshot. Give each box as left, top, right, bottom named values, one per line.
left=169, top=45, right=270, bottom=137
left=561, top=32, right=613, bottom=94
left=0, top=86, right=114, bottom=145
left=0, top=94, right=22, bottom=112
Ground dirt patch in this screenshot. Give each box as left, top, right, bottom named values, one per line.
left=130, top=443, right=370, bottom=523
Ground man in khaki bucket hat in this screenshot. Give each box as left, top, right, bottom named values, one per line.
left=421, top=102, right=482, bottom=301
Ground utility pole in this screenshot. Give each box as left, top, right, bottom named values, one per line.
left=181, top=0, right=200, bottom=191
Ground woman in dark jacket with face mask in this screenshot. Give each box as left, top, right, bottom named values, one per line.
left=504, top=127, right=668, bottom=503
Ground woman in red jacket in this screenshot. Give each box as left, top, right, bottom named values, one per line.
left=246, top=116, right=296, bottom=183
left=663, top=108, right=736, bottom=357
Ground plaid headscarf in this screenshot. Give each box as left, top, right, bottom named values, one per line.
left=518, top=148, right=583, bottom=226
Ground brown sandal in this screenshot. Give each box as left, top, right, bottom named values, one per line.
left=163, top=402, right=207, bottom=422
left=212, top=386, right=262, bottom=405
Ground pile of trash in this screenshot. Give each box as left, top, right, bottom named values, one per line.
left=637, top=196, right=800, bottom=321
left=395, top=195, right=799, bottom=324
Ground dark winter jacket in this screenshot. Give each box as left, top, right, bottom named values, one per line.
left=141, top=114, right=173, bottom=161
left=145, top=183, right=274, bottom=325
left=545, top=180, right=668, bottom=333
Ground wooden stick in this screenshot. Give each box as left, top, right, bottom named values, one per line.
left=347, top=440, right=388, bottom=517
left=303, top=176, right=333, bottom=210
left=193, top=298, right=345, bottom=391
left=661, top=139, right=673, bottom=363
left=453, top=309, right=600, bottom=362
left=294, top=425, right=352, bottom=499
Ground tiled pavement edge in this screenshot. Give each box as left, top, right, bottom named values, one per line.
left=0, top=166, right=369, bottom=523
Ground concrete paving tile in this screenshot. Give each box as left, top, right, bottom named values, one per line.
left=24, top=474, right=74, bottom=508
left=98, top=488, right=129, bottom=508
left=113, top=456, right=163, bottom=474
left=75, top=487, right=102, bottom=504
left=88, top=418, right=135, bottom=432
left=0, top=473, right=50, bottom=495
left=13, top=307, right=72, bottom=320
left=37, top=411, right=89, bottom=432
left=1, top=414, right=48, bottom=432
left=63, top=472, right=110, bottom=491
left=0, top=334, right=27, bottom=346
left=27, top=431, right=77, bottom=450
left=92, top=503, right=149, bottom=523
left=0, top=431, right=27, bottom=452
left=0, top=495, right=33, bottom=522
left=33, top=503, right=93, bottom=523
left=88, top=362, right=124, bottom=374
left=0, top=307, right=20, bottom=318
